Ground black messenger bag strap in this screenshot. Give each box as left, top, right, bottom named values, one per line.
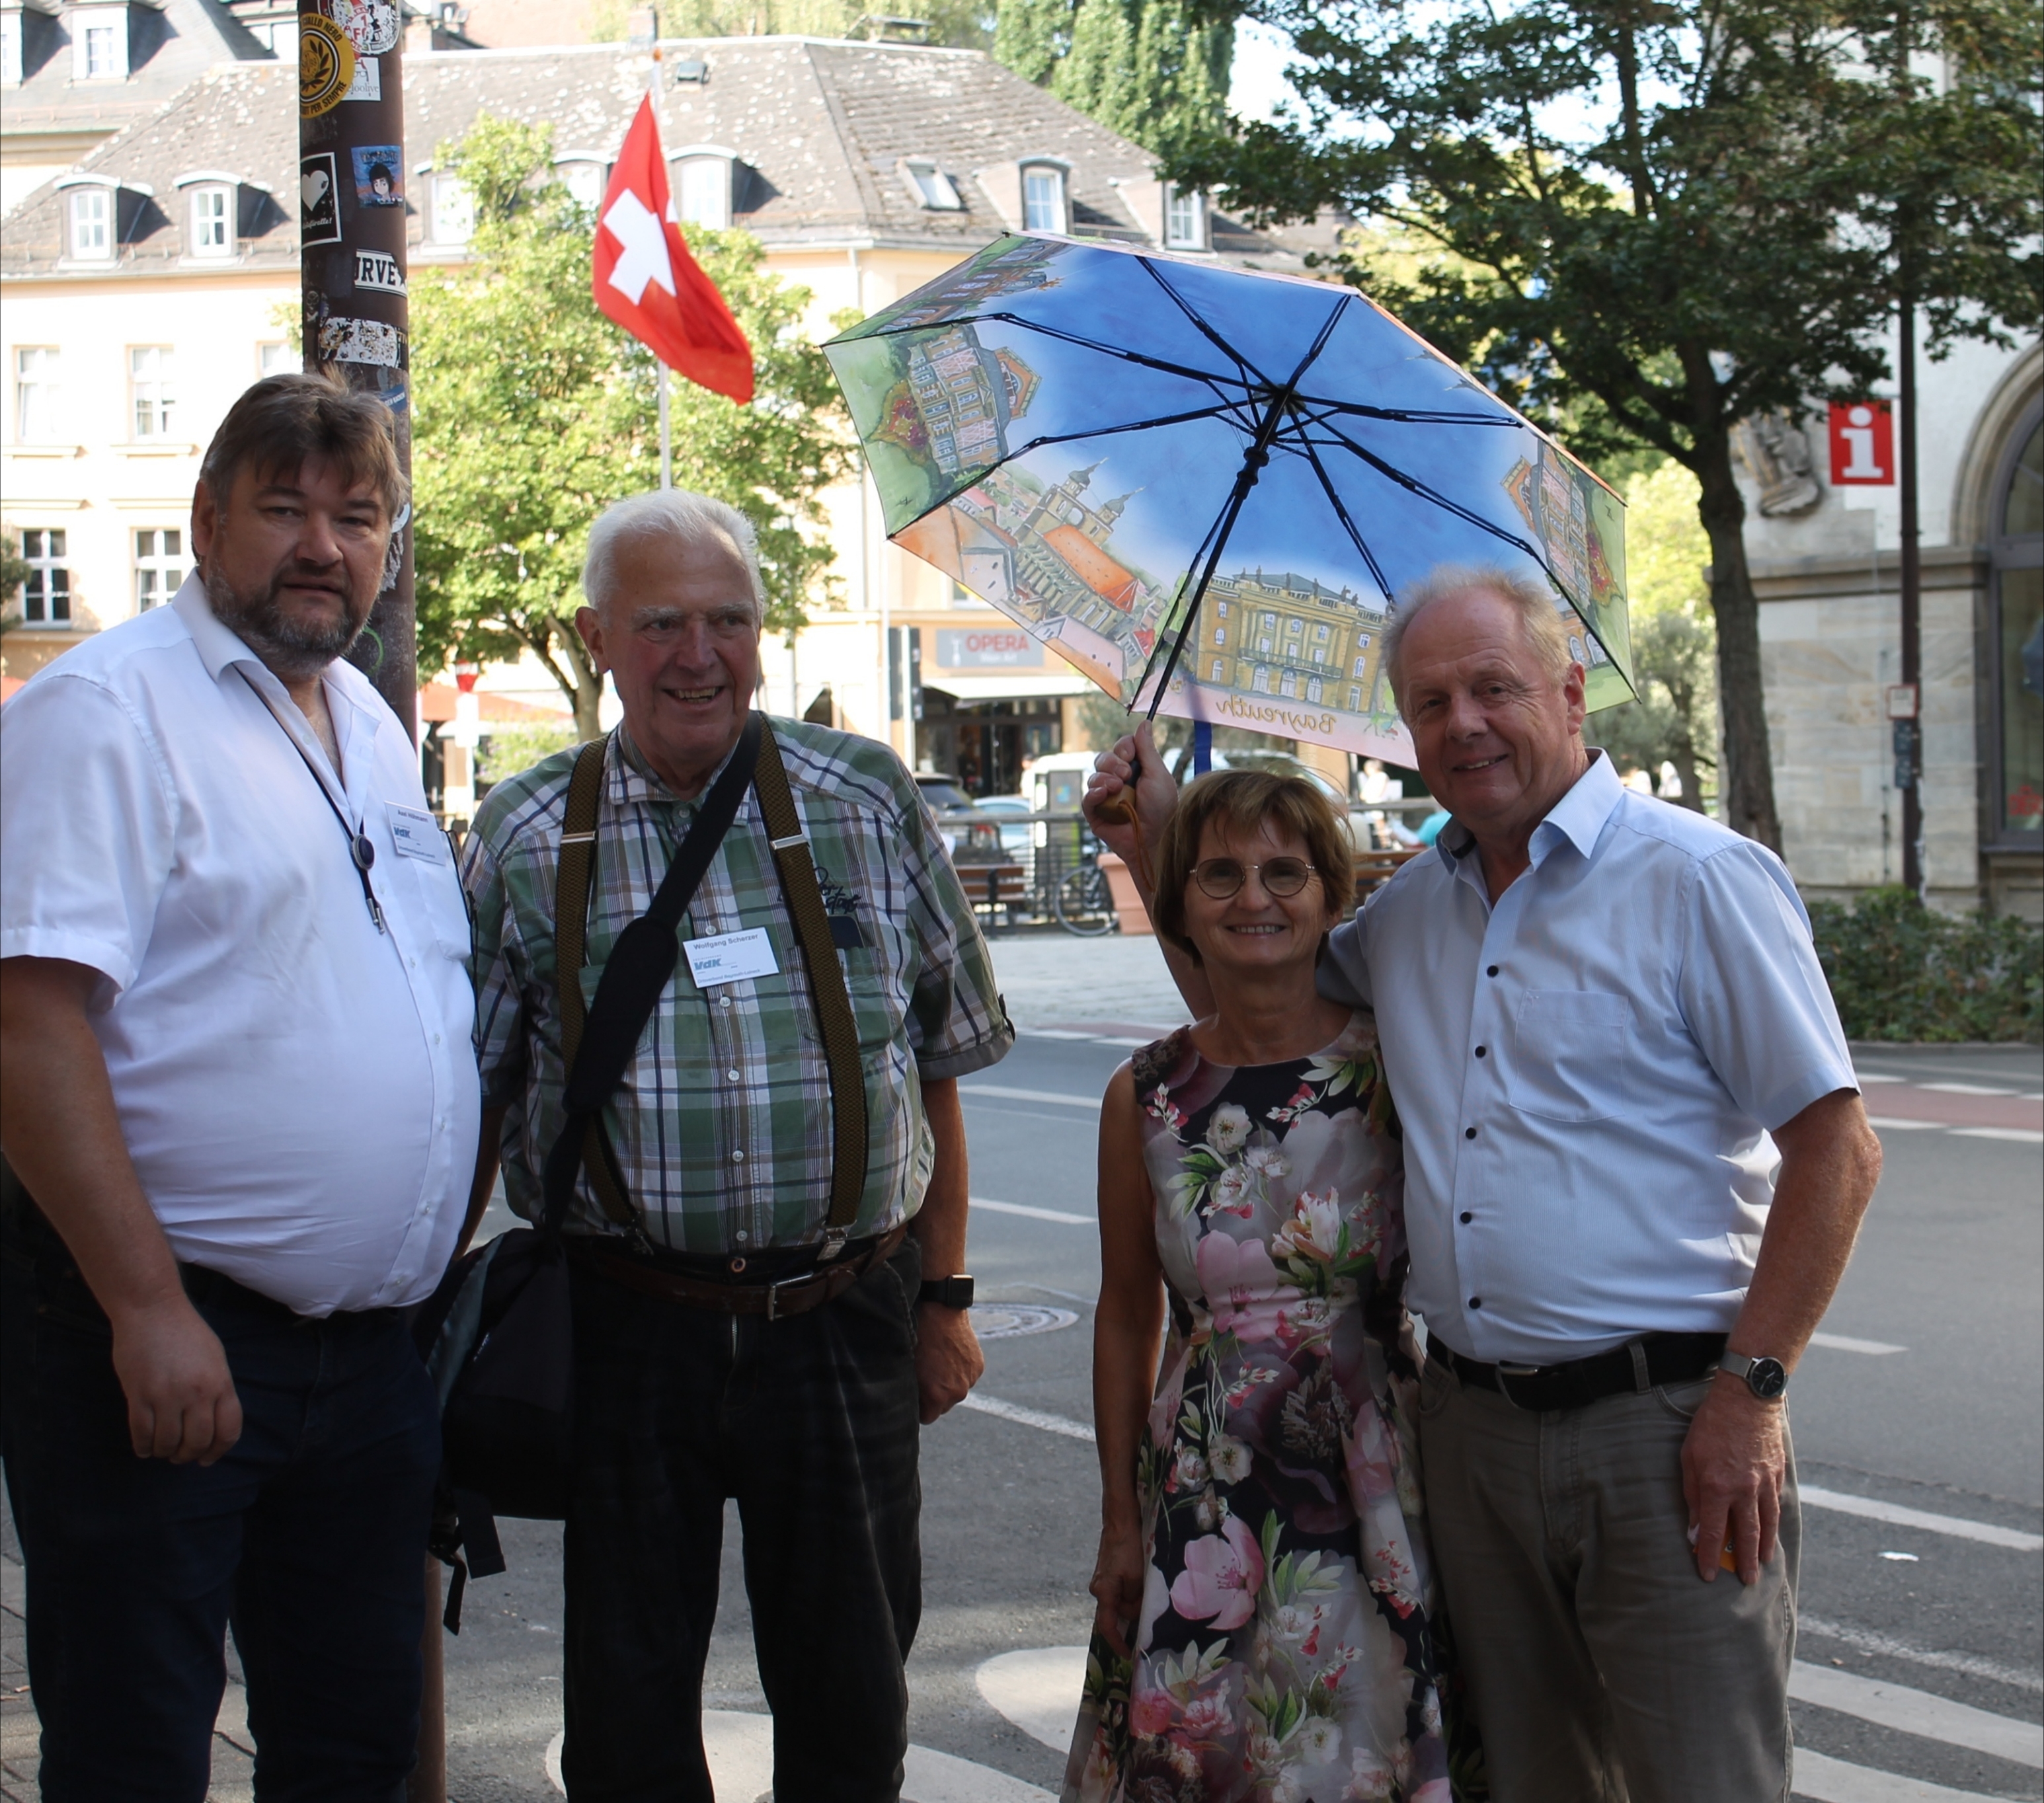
left=542, top=714, right=764, bottom=1238
left=750, top=718, right=869, bottom=1260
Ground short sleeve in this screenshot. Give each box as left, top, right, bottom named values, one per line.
left=1317, top=912, right=1372, bottom=1008
left=460, top=824, right=529, bottom=1107
left=0, top=674, right=177, bottom=993
left=894, top=783, right=1013, bottom=1080
left=1678, top=841, right=1856, bottom=1130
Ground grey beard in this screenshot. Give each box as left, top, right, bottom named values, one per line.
left=206, top=566, right=372, bottom=680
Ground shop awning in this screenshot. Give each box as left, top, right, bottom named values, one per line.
left=922, top=672, right=1094, bottom=703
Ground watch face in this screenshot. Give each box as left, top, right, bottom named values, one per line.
left=1749, top=1357, right=1788, bottom=1399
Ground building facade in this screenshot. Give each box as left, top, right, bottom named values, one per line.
left=1, top=31, right=1333, bottom=794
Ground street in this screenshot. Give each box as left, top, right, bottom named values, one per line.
left=2, top=938, right=2039, bottom=1801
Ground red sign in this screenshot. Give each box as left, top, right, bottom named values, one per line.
left=1828, top=401, right=1894, bottom=486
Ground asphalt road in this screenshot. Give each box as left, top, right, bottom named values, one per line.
left=2, top=1028, right=2037, bottom=1802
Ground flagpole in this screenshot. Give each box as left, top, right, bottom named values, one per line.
left=658, top=364, right=673, bottom=488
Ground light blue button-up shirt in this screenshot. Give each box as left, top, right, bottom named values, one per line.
left=1320, top=751, right=1856, bottom=1364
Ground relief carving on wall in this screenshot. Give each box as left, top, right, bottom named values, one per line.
left=1732, top=412, right=1824, bottom=517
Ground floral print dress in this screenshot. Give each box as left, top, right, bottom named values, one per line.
left=1064, top=1011, right=1468, bottom=1803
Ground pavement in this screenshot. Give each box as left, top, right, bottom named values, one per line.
left=1, top=933, right=2039, bottom=1801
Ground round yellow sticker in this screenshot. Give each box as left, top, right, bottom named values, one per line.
left=299, top=13, right=356, bottom=118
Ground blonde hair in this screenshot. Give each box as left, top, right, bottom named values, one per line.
left=1381, top=564, right=1573, bottom=714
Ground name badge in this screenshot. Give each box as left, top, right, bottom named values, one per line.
left=387, top=804, right=446, bottom=862
left=684, top=927, right=779, bottom=989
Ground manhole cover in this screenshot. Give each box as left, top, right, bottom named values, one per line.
left=970, top=1303, right=1079, bottom=1340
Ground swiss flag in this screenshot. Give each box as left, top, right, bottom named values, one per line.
left=592, top=97, right=754, bottom=404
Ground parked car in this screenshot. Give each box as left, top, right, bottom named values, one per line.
left=914, top=774, right=1005, bottom=864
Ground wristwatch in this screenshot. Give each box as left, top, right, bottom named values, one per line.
left=918, top=1275, right=975, bottom=1309
left=1719, top=1350, right=1789, bottom=1400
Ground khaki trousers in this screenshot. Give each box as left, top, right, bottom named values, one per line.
left=1418, top=1355, right=1799, bottom=1803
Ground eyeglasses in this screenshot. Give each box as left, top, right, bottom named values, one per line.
left=1190, top=857, right=1321, bottom=900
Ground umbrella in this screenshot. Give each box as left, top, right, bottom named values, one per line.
left=822, top=234, right=1634, bottom=760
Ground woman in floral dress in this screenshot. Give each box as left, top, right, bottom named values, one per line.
left=1065, top=771, right=1468, bottom=1803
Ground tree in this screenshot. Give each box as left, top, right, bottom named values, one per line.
left=995, top=0, right=1232, bottom=154
left=1585, top=462, right=1719, bottom=811
left=409, top=116, right=853, bottom=738
left=0, top=533, right=27, bottom=631
left=1169, top=0, right=2043, bottom=850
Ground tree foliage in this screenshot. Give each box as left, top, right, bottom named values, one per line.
left=995, top=0, right=1232, bottom=153
left=1585, top=461, right=1718, bottom=808
left=1169, top=0, right=2043, bottom=849
left=409, top=116, right=852, bottom=737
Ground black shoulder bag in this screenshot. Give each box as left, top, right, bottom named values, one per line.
left=414, top=716, right=764, bottom=1628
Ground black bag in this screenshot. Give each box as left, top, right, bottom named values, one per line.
left=414, top=717, right=764, bottom=1629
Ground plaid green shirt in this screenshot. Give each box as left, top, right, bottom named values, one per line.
left=463, top=715, right=1013, bottom=1250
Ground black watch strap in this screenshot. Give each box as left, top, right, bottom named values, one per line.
left=918, top=1274, right=974, bottom=1309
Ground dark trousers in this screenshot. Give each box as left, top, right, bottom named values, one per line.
left=0, top=1214, right=441, bottom=1803
left=563, top=1237, right=924, bottom=1802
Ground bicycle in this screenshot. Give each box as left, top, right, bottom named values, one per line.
left=1052, top=849, right=1117, bottom=936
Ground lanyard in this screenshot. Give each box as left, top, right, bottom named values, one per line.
left=237, top=669, right=387, bottom=935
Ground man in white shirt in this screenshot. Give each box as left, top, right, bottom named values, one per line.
left=1085, top=566, right=1883, bottom=1802
left=0, top=374, right=479, bottom=1800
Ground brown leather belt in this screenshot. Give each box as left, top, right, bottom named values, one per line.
left=569, top=1224, right=908, bottom=1321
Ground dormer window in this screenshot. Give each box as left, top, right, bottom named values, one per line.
left=65, top=185, right=113, bottom=260
left=900, top=157, right=963, bottom=211
left=191, top=185, right=229, bottom=254
left=3, top=11, right=23, bottom=86
left=670, top=145, right=736, bottom=229
left=1021, top=162, right=1066, bottom=233
left=555, top=155, right=608, bottom=212
left=71, top=3, right=128, bottom=79
left=1165, top=184, right=1204, bottom=250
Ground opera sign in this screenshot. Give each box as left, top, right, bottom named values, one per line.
left=935, top=629, right=1044, bottom=669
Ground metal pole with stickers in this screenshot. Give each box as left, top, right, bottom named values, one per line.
left=298, top=0, right=418, bottom=740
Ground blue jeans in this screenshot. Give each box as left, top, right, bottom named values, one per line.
left=1, top=1208, right=441, bottom=1803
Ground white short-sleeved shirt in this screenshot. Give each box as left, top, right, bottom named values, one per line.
left=1320, top=751, right=1856, bottom=1363
left=0, top=574, right=479, bottom=1316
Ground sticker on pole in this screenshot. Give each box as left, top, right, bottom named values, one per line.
left=332, top=0, right=399, bottom=54
left=300, top=151, right=342, bottom=246
left=318, top=315, right=405, bottom=369
left=299, top=13, right=356, bottom=117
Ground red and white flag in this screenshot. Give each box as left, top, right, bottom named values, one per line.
left=592, top=96, right=754, bottom=405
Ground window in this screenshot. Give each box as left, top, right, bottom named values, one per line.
left=84, top=22, right=116, bottom=75
left=1257, top=634, right=1272, bottom=654
left=1210, top=658, right=1226, bottom=681
left=432, top=173, right=474, bottom=245
left=1280, top=671, right=1299, bottom=698
left=1348, top=685, right=1362, bottom=710
left=1285, top=617, right=1302, bottom=635
left=902, top=157, right=963, bottom=211
left=1165, top=186, right=1202, bottom=249
left=3, top=12, right=23, bottom=86
left=190, top=185, right=231, bottom=257
left=68, top=188, right=112, bottom=260
left=1216, top=599, right=1228, bottom=617
left=1251, top=667, right=1271, bottom=693
left=1261, top=611, right=1276, bottom=628
left=1314, top=622, right=1329, bottom=640
left=674, top=156, right=730, bottom=229
left=1211, top=625, right=1226, bottom=646
left=16, top=530, right=70, bottom=624
left=1022, top=165, right=1064, bottom=233
left=15, top=347, right=61, bottom=442
left=1353, top=654, right=1368, bottom=677
left=1312, top=646, right=1326, bottom=664
left=130, top=346, right=174, bottom=438
left=258, top=341, right=298, bottom=377
left=1306, top=677, right=1323, bottom=703
left=134, top=528, right=184, bottom=609
left=1990, top=412, right=2043, bottom=841
left=558, top=159, right=607, bottom=211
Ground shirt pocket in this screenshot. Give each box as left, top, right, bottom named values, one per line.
left=1506, top=988, right=1630, bottom=1122
left=794, top=912, right=909, bottom=1054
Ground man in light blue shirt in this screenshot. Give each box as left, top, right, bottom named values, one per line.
left=1086, top=566, right=1883, bottom=1803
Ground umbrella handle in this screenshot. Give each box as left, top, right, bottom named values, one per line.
left=1091, top=757, right=1156, bottom=896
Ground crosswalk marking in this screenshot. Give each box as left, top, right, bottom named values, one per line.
left=1918, top=1082, right=2020, bottom=1096
left=1950, top=1126, right=2044, bottom=1143
left=958, top=1391, right=1096, bottom=1441
left=1799, top=1615, right=2044, bottom=1694
left=1801, top=1486, right=2044, bottom=1552
left=1791, top=1747, right=2005, bottom=1802
left=1809, top=1331, right=1908, bottom=1355
left=973, top=1196, right=1094, bottom=1226
left=1789, top=1662, right=2043, bottom=1767
left=961, top=1082, right=1101, bottom=1109
left=1867, top=1116, right=1946, bottom=1131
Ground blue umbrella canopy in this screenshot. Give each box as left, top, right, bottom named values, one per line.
left=824, top=233, right=1633, bottom=757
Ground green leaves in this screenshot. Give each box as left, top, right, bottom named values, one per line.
left=1809, top=888, right=2042, bottom=1042
left=996, top=0, right=1233, bottom=157
left=409, top=115, right=852, bottom=729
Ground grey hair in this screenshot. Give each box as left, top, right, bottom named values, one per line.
left=1381, top=563, right=1575, bottom=715
left=581, top=488, right=766, bottom=624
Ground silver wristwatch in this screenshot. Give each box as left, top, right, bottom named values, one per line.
left=1719, top=1350, right=1788, bottom=1400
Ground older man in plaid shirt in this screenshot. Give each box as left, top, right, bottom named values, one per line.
left=462, top=488, right=1013, bottom=1801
